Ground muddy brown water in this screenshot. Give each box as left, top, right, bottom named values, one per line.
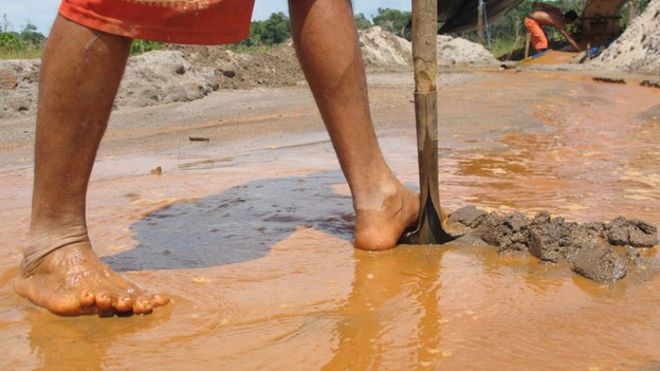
left=0, top=70, right=658, bottom=369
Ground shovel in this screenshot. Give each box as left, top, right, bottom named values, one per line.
left=402, top=0, right=460, bottom=245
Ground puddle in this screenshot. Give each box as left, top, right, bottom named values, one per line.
left=104, top=172, right=353, bottom=271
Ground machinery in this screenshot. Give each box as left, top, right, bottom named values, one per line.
left=580, top=0, right=628, bottom=46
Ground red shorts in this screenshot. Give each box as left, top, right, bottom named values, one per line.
left=524, top=17, right=548, bottom=51
left=59, top=0, right=256, bottom=45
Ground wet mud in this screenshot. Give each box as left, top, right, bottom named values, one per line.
left=449, top=205, right=657, bottom=282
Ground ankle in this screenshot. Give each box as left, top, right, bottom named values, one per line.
left=351, top=177, right=403, bottom=211
left=24, top=223, right=90, bottom=275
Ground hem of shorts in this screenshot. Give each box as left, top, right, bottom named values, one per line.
left=59, top=3, right=249, bottom=45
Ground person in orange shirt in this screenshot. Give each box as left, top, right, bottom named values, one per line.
left=14, top=0, right=421, bottom=316
left=524, top=2, right=581, bottom=52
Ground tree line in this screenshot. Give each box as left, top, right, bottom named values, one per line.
left=0, top=16, right=46, bottom=52
left=235, top=8, right=412, bottom=48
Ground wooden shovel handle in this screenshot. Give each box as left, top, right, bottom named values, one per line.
left=412, top=0, right=438, bottom=94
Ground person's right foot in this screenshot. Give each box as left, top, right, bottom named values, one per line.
left=15, top=240, right=168, bottom=316
left=353, top=183, right=419, bottom=251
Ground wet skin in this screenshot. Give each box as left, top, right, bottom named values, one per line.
left=16, top=0, right=419, bottom=316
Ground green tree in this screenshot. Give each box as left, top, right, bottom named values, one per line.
left=259, top=12, right=290, bottom=44
left=372, top=8, right=411, bottom=37
left=19, top=22, right=45, bottom=46
left=354, top=13, right=373, bottom=30
left=239, top=12, right=291, bottom=48
left=0, top=31, right=23, bottom=50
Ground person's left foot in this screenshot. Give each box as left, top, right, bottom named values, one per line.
left=15, top=239, right=168, bottom=316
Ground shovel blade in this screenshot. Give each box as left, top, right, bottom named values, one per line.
left=401, top=185, right=459, bottom=245
left=403, top=91, right=461, bottom=245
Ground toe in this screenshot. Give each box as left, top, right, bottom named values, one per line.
left=79, top=290, right=96, bottom=308
left=134, top=297, right=153, bottom=315
left=151, top=294, right=169, bottom=307
left=115, top=296, right=135, bottom=313
left=95, top=292, right=114, bottom=312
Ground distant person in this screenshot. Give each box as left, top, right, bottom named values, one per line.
left=14, top=0, right=420, bottom=316
left=524, top=2, right=581, bottom=53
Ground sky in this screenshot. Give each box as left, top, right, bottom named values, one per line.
left=0, top=0, right=410, bottom=35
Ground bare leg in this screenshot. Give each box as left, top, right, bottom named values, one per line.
left=289, top=0, right=419, bottom=250
left=14, top=15, right=168, bottom=315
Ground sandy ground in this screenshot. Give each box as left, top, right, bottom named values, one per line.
left=0, top=69, right=659, bottom=369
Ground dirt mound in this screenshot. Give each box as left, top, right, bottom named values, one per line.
left=594, top=0, right=660, bottom=74
left=448, top=206, right=658, bottom=282
left=0, top=59, right=40, bottom=119
left=172, top=42, right=304, bottom=90
left=116, top=50, right=218, bottom=108
left=358, top=28, right=497, bottom=68
left=0, top=44, right=305, bottom=120
left=437, top=35, right=498, bottom=66
left=358, top=26, right=412, bottom=68
left=0, top=28, right=496, bottom=120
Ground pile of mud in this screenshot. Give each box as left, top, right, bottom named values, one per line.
left=437, top=35, right=498, bottom=67
left=449, top=206, right=658, bottom=282
left=594, top=0, right=660, bottom=74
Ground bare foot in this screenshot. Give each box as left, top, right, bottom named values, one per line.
left=354, top=184, right=419, bottom=251
left=15, top=240, right=168, bottom=316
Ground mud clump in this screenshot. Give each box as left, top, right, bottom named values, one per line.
left=607, top=217, right=658, bottom=247
left=447, top=205, right=486, bottom=228
left=528, top=214, right=574, bottom=262
left=473, top=212, right=531, bottom=253
left=449, top=206, right=658, bottom=282
left=570, top=246, right=627, bottom=282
